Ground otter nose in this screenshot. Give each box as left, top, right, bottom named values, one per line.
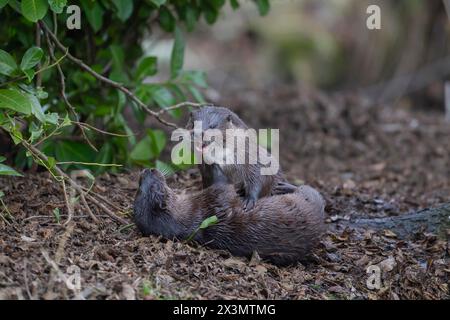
left=142, top=168, right=155, bottom=176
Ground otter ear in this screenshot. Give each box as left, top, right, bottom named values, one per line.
left=226, top=114, right=233, bottom=123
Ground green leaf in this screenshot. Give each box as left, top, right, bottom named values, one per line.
left=53, top=141, right=95, bottom=165
left=180, top=70, right=207, bottom=88
left=0, top=49, right=18, bottom=76
left=0, top=156, right=5, bottom=163
left=110, top=44, right=124, bottom=71
left=44, top=112, right=59, bottom=125
left=21, top=0, right=48, bottom=22
left=159, top=6, right=175, bottom=32
left=147, top=129, right=166, bottom=156
left=254, top=0, right=270, bottom=16
left=230, top=0, right=239, bottom=10
left=53, top=208, right=61, bottom=223
left=186, top=215, right=218, bottom=242
left=0, top=89, right=32, bottom=114
left=185, top=5, right=199, bottom=32
left=61, top=113, right=71, bottom=127
left=135, top=56, right=157, bottom=81
left=48, top=0, right=66, bottom=14
left=81, top=0, right=104, bottom=32
left=46, top=156, right=56, bottom=169
left=111, top=0, right=133, bottom=21
left=0, top=163, right=23, bottom=176
left=199, top=215, right=218, bottom=229
left=0, top=0, right=10, bottom=9
left=20, top=47, right=44, bottom=71
left=130, top=130, right=166, bottom=162
left=28, top=94, right=46, bottom=122
left=170, top=26, right=184, bottom=79
left=150, top=0, right=165, bottom=7
left=187, top=85, right=205, bottom=103
left=36, top=87, right=48, bottom=99
left=23, top=69, right=35, bottom=82
left=203, top=5, right=218, bottom=24
left=152, top=86, right=174, bottom=108
left=94, top=142, right=113, bottom=174
left=29, top=123, right=43, bottom=143
left=130, top=136, right=153, bottom=162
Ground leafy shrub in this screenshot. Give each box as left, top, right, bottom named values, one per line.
left=0, top=0, right=270, bottom=176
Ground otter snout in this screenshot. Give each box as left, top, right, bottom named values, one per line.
left=139, top=168, right=166, bottom=188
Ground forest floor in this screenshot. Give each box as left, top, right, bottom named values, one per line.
left=0, top=87, right=449, bottom=299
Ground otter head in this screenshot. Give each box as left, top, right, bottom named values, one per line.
left=187, top=106, right=248, bottom=154
left=135, top=168, right=168, bottom=212
left=188, top=106, right=247, bottom=133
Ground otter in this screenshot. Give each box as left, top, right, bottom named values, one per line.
left=133, top=167, right=326, bottom=266
left=186, top=106, right=296, bottom=210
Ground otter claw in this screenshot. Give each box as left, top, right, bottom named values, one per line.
left=274, top=182, right=298, bottom=195
left=243, top=198, right=256, bottom=211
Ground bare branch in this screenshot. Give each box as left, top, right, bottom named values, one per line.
left=43, top=29, right=98, bottom=151
left=39, top=21, right=181, bottom=129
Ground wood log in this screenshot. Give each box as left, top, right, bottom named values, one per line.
left=338, top=204, right=450, bottom=240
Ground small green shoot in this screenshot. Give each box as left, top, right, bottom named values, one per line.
left=53, top=207, right=61, bottom=224
left=186, top=215, right=218, bottom=242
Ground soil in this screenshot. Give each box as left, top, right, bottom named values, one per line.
left=0, top=87, right=449, bottom=300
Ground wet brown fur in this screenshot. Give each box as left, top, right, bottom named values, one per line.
left=134, top=169, right=326, bottom=266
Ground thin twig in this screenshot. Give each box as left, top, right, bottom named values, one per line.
left=39, top=21, right=180, bottom=129
left=23, top=260, right=33, bottom=300
left=0, top=51, right=68, bottom=88
left=80, top=186, right=126, bottom=212
left=21, top=141, right=131, bottom=224
left=61, top=179, right=73, bottom=226
left=74, top=121, right=134, bottom=137
left=43, top=29, right=97, bottom=151
left=56, top=161, right=122, bottom=167
left=155, top=102, right=212, bottom=116
left=35, top=24, right=42, bottom=88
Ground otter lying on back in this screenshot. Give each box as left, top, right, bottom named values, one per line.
left=133, top=168, right=326, bottom=266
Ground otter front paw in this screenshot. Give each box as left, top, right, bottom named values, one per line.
left=243, top=197, right=256, bottom=211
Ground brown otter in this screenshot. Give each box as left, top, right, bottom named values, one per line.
left=186, top=106, right=296, bottom=210
left=133, top=167, right=326, bottom=266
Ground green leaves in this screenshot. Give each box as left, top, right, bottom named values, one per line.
left=81, top=0, right=104, bottom=32
left=21, top=0, right=48, bottom=22
left=159, top=6, right=175, bottom=32
left=0, top=49, right=18, bottom=76
left=48, top=0, right=67, bottom=14
left=135, top=57, right=157, bottom=81
left=149, top=0, right=166, bottom=8
left=0, top=89, right=32, bottom=115
left=112, top=0, right=133, bottom=22
left=254, top=0, right=270, bottom=16
left=0, top=163, right=23, bottom=176
left=0, top=0, right=10, bottom=9
left=0, top=156, right=23, bottom=176
left=230, top=0, right=240, bottom=10
left=130, top=129, right=166, bottom=162
left=0, top=0, right=268, bottom=179
left=20, top=47, right=43, bottom=71
left=170, top=26, right=185, bottom=79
